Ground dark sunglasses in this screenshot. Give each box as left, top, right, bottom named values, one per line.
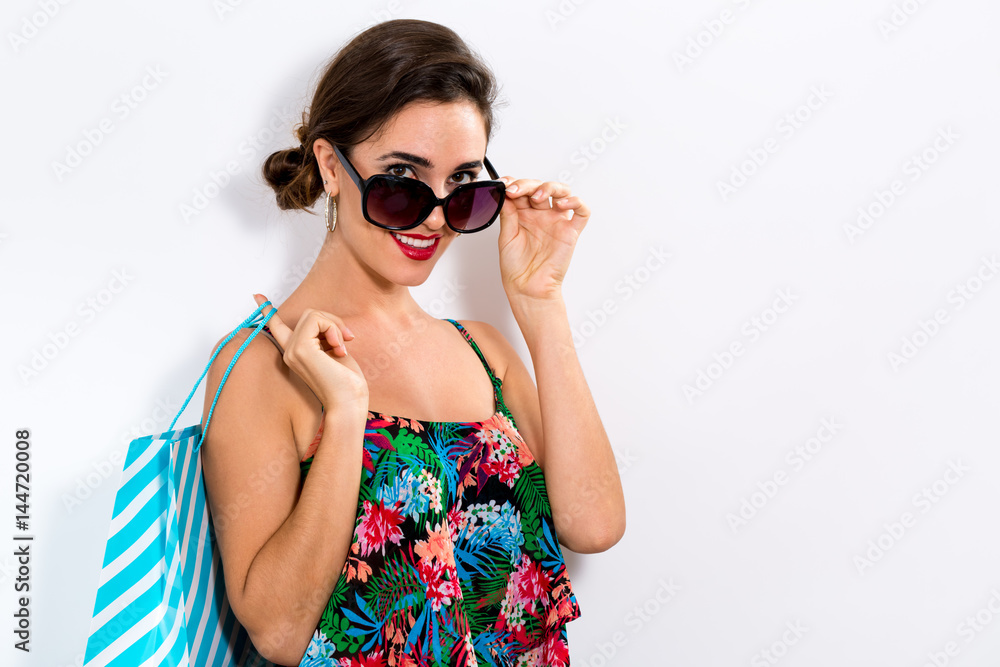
left=332, top=144, right=506, bottom=234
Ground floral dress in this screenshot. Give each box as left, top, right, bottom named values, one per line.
left=256, top=319, right=581, bottom=667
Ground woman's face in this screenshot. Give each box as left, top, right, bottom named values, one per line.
left=325, top=99, right=490, bottom=287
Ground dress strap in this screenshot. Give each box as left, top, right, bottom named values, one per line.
left=260, top=325, right=326, bottom=415
left=259, top=325, right=284, bottom=354
left=443, top=318, right=505, bottom=415
left=264, top=324, right=285, bottom=354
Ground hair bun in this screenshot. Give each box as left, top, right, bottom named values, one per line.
left=262, top=145, right=321, bottom=211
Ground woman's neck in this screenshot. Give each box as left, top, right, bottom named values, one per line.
left=276, top=233, right=430, bottom=331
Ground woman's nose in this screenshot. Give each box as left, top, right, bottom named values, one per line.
left=422, top=201, right=447, bottom=230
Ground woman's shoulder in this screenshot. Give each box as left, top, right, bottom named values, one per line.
left=205, top=326, right=286, bottom=383
left=206, top=326, right=327, bottom=462
left=451, top=318, right=515, bottom=381
left=202, top=327, right=294, bottom=423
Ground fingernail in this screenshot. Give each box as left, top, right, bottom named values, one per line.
left=508, top=184, right=518, bottom=193
left=533, top=190, right=544, bottom=200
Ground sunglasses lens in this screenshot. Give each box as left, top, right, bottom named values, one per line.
left=447, top=183, right=504, bottom=232
left=366, top=178, right=431, bottom=228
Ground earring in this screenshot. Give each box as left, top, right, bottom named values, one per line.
left=325, top=190, right=337, bottom=233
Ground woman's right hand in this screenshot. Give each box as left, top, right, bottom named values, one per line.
left=252, top=294, right=369, bottom=413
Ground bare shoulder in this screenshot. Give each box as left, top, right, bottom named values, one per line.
left=452, top=319, right=516, bottom=382
left=201, top=326, right=298, bottom=473
left=202, top=327, right=293, bottom=426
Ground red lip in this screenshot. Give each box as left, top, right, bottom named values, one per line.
left=391, top=232, right=441, bottom=239
left=390, top=231, right=439, bottom=261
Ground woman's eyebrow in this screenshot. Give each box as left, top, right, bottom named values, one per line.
left=375, top=151, right=482, bottom=171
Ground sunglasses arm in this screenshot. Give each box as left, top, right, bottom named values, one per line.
left=332, top=144, right=368, bottom=192
left=483, top=155, right=500, bottom=181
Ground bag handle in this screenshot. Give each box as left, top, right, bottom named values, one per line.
left=166, top=300, right=277, bottom=452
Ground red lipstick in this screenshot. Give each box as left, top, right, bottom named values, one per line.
left=390, top=231, right=440, bottom=260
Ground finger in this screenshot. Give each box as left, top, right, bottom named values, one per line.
left=496, top=196, right=519, bottom=248
left=554, top=195, right=586, bottom=210
left=296, top=307, right=354, bottom=339
left=308, top=311, right=354, bottom=342
left=530, top=181, right=572, bottom=206
left=554, top=195, right=577, bottom=218
left=324, top=324, right=349, bottom=356
left=501, top=178, right=543, bottom=200
left=298, top=309, right=351, bottom=357
left=254, top=294, right=292, bottom=345
left=558, top=196, right=591, bottom=225
left=528, top=182, right=575, bottom=211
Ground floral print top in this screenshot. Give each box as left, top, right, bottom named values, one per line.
left=259, top=319, right=581, bottom=666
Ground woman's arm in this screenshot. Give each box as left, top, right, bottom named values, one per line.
left=201, top=332, right=368, bottom=665
left=489, top=173, right=625, bottom=553
left=466, top=296, right=626, bottom=554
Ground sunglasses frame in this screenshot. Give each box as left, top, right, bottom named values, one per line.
left=331, top=144, right=506, bottom=234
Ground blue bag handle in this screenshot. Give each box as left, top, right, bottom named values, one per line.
left=167, top=300, right=278, bottom=452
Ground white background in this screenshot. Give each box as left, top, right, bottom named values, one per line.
left=4, top=1, right=1000, bottom=665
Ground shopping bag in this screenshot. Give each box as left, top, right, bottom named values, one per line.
left=83, top=300, right=278, bottom=667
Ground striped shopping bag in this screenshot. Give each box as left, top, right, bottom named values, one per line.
left=83, top=300, right=277, bottom=667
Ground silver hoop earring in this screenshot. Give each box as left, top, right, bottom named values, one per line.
left=325, top=191, right=337, bottom=233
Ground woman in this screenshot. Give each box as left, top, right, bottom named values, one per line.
left=201, top=18, right=625, bottom=667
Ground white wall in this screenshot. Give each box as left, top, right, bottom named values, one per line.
left=4, top=1, right=1000, bottom=665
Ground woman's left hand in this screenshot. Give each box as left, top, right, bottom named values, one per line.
left=496, top=177, right=590, bottom=303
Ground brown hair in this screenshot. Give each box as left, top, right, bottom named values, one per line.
left=262, top=19, right=503, bottom=212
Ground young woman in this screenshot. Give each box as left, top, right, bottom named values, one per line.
left=201, top=18, right=625, bottom=667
